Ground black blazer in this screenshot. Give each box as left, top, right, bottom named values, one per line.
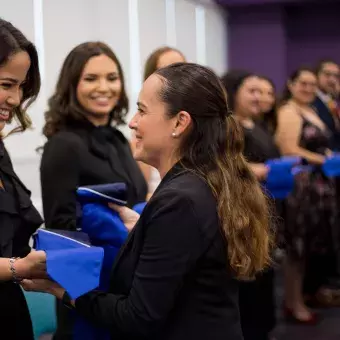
left=75, top=164, right=243, bottom=340
left=40, top=120, right=148, bottom=230
left=313, top=96, right=340, bottom=151
left=0, top=140, right=43, bottom=339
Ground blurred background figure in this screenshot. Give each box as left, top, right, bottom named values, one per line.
left=313, top=60, right=340, bottom=151
left=257, top=76, right=277, bottom=135
left=275, top=67, right=338, bottom=323
left=222, top=70, right=278, bottom=340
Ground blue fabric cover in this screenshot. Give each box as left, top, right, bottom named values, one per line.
left=34, top=229, right=104, bottom=300
left=322, top=154, right=340, bottom=177
left=263, top=157, right=301, bottom=199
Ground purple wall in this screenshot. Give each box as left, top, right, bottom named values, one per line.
left=228, top=6, right=287, bottom=88
left=286, top=4, right=340, bottom=74
left=224, top=1, right=340, bottom=90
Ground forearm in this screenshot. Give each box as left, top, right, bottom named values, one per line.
left=281, top=147, right=325, bottom=165
left=0, top=258, right=13, bottom=281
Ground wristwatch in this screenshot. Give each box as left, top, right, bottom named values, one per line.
left=62, top=291, right=74, bottom=310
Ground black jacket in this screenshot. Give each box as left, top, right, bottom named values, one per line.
left=75, top=164, right=243, bottom=340
left=313, top=96, right=340, bottom=151
left=40, top=121, right=148, bottom=230
left=0, top=140, right=43, bottom=340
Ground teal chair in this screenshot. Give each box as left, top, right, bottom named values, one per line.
left=23, top=290, right=57, bottom=339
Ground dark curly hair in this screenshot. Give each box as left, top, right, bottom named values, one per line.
left=43, top=42, right=128, bottom=138
left=0, top=18, right=41, bottom=135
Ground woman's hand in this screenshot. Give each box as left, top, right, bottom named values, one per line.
left=325, top=149, right=333, bottom=157
left=15, top=250, right=48, bottom=279
left=108, top=203, right=140, bottom=232
left=249, top=163, right=269, bottom=181
left=21, top=279, right=65, bottom=299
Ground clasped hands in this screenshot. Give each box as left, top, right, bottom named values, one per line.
left=19, top=203, right=140, bottom=297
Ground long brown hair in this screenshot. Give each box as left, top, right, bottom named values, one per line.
left=43, top=42, right=128, bottom=138
left=0, top=18, right=41, bottom=135
left=156, top=63, right=272, bottom=279
left=143, top=46, right=185, bottom=81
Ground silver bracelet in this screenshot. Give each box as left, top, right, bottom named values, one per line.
left=9, top=257, right=23, bottom=283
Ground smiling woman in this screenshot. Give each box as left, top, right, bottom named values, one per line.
left=0, top=18, right=47, bottom=340
left=40, top=41, right=147, bottom=339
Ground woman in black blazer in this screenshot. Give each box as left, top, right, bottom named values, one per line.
left=40, top=42, right=147, bottom=338
left=24, top=63, right=273, bottom=340
left=0, top=18, right=48, bottom=339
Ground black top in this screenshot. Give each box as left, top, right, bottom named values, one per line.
left=242, top=123, right=280, bottom=163
left=40, top=120, right=148, bottom=230
left=0, top=140, right=43, bottom=258
left=75, top=164, right=243, bottom=340
left=0, top=139, right=43, bottom=340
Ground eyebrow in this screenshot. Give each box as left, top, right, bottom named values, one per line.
left=0, top=77, right=19, bottom=83
left=137, top=101, right=147, bottom=109
left=84, top=71, right=119, bottom=77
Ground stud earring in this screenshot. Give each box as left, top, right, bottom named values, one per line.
left=172, top=132, right=176, bottom=137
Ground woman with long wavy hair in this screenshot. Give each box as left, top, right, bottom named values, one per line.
left=24, top=63, right=272, bottom=340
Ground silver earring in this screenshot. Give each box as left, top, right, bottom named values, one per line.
left=172, top=132, right=176, bottom=137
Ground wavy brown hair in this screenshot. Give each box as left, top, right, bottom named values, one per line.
left=0, top=18, right=41, bottom=135
left=143, top=46, right=185, bottom=81
left=43, top=42, right=128, bottom=138
left=156, top=63, right=272, bottom=279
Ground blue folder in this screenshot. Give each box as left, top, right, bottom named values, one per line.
left=74, top=184, right=147, bottom=340
left=263, top=157, right=301, bottom=199
left=37, top=183, right=147, bottom=340
left=34, top=229, right=104, bottom=300
left=322, top=154, right=340, bottom=177
left=77, top=183, right=127, bottom=206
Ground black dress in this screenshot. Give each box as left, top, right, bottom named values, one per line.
left=239, top=122, right=280, bottom=340
left=40, top=119, right=148, bottom=339
left=0, top=139, right=43, bottom=339
left=284, top=118, right=339, bottom=294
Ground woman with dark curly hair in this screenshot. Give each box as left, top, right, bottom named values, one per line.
left=40, top=41, right=147, bottom=339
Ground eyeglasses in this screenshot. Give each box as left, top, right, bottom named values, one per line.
left=320, top=70, right=340, bottom=80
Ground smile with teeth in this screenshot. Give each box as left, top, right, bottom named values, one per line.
left=0, top=109, right=10, bottom=121
left=91, top=96, right=112, bottom=104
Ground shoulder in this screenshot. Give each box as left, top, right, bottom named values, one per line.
left=43, top=130, right=85, bottom=155
left=277, top=103, right=301, bottom=122
left=145, top=171, right=218, bottom=237
left=47, top=130, right=84, bottom=147
left=41, top=131, right=84, bottom=168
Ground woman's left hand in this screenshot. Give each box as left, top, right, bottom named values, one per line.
left=108, top=203, right=140, bottom=232
left=20, top=279, right=65, bottom=299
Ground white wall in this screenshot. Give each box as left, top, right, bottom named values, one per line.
left=0, top=0, right=228, bottom=215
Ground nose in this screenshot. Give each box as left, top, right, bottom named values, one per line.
left=97, top=78, right=110, bottom=92
left=6, top=88, right=22, bottom=107
left=129, top=112, right=138, bottom=130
